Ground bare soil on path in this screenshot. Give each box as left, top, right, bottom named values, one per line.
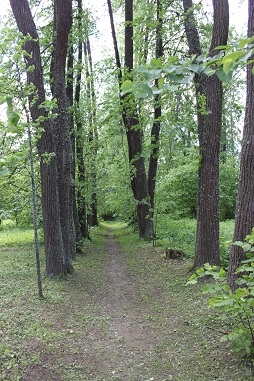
left=2, top=227, right=253, bottom=381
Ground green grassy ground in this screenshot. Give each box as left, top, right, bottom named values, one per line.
left=0, top=220, right=252, bottom=380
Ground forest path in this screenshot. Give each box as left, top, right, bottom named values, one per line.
left=18, top=227, right=252, bottom=381
left=92, top=232, right=161, bottom=378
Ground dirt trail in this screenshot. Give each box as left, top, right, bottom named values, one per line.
left=18, top=229, right=252, bottom=381
left=86, top=233, right=164, bottom=380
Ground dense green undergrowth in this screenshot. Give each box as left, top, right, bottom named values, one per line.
left=0, top=219, right=252, bottom=380
left=154, top=216, right=234, bottom=266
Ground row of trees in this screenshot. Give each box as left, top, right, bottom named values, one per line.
left=0, top=0, right=252, bottom=290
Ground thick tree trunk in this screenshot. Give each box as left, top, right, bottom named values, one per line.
left=194, top=74, right=223, bottom=268
left=183, top=0, right=229, bottom=269
left=227, top=0, right=254, bottom=291
left=51, top=0, right=76, bottom=269
left=9, top=0, right=68, bottom=276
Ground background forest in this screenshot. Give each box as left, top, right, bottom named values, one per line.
left=0, top=0, right=252, bottom=281
left=2, top=1, right=254, bottom=379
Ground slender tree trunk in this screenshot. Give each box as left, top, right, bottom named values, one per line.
left=124, top=0, right=154, bottom=239
left=107, top=0, right=122, bottom=79
left=148, top=0, right=163, bottom=212
left=21, top=99, right=44, bottom=297
left=9, top=0, right=68, bottom=277
left=227, top=0, right=254, bottom=291
left=66, top=5, right=83, bottom=244
left=73, top=0, right=90, bottom=238
left=84, top=38, right=98, bottom=227
left=107, top=0, right=153, bottom=239
left=183, top=0, right=229, bottom=269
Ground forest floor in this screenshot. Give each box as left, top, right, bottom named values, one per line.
left=0, top=222, right=253, bottom=381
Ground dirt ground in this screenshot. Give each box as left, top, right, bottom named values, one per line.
left=2, top=229, right=253, bottom=381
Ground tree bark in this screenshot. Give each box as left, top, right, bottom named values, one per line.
left=51, top=0, right=76, bottom=269
left=73, top=0, right=90, bottom=238
left=148, top=0, right=163, bottom=212
left=84, top=38, right=99, bottom=227
left=107, top=0, right=153, bottom=239
left=124, top=0, right=154, bottom=239
left=9, top=0, right=68, bottom=276
left=227, top=0, right=254, bottom=291
left=66, top=3, right=83, bottom=244
left=183, top=0, right=229, bottom=268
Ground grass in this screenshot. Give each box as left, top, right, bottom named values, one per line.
left=0, top=225, right=109, bottom=381
left=155, top=215, right=235, bottom=266
left=0, top=219, right=252, bottom=380
left=0, top=227, right=35, bottom=246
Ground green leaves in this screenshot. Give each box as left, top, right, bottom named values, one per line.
left=6, top=97, right=20, bottom=128
left=216, top=67, right=233, bottom=83
left=121, top=37, right=254, bottom=99
left=121, top=80, right=153, bottom=98
left=187, top=228, right=254, bottom=361
left=121, top=79, right=133, bottom=95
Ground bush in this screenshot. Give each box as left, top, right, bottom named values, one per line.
left=187, top=228, right=254, bottom=368
left=155, top=156, right=239, bottom=221
left=156, top=162, right=198, bottom=219
left=220, top=159, right=239, bottom=220
left=155, top=216, right=234, bottom=264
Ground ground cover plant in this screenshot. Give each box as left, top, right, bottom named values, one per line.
left=0, top=220, right=253, bottom=380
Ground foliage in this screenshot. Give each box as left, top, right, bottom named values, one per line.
left=95, top=100, right=135, bottom=222
left=0, top=226, right=36, bottom=246
left=155, top=154, right=239, bottom=221
left=154, top=217, right=233, bottom=265
left=121, top=37, right=254, bottom=98
left=220, top=158, right=239, bottom=220
left=156, top=160, right=198, bottom=219
left=187, top=228, right=254, bottom=365
left=155, top=217, right=197, bottom=256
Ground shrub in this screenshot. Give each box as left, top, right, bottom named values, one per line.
left=187, top=228, right=254, bottom=368
left=156, top=157, right=239, bottom=221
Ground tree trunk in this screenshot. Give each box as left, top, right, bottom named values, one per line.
left=9, top=0, right=68, bottom=276
left=107, top=0, right=153, bottom=239
left=227, top=0, right=254, bottom=291
left=51, top=0, right=76, bottom=269
left=124, top=0, right=153, bottom=239
left=84, top=38, right=99, bottom=227
left=66, top=5, right=83, bottom=244
left=183, top=0, right=229, bottom=268
left=73, top=0, right=90, bottom=238
left=148, top=0, right=163, bottom=212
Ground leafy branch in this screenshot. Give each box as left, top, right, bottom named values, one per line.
left=121, top=37, right=254, bottom=99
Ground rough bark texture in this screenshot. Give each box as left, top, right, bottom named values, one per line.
left=9, top=0, right=67, bottom=276
left=123, top=0, right=154, bottom=239
left=227, top=0, right=254, bottom=291
left=183, top=0, right=229, bottom=269
left=52, top=0, right=76, bottom=268
left=107, top=0, right=153, bottom=239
